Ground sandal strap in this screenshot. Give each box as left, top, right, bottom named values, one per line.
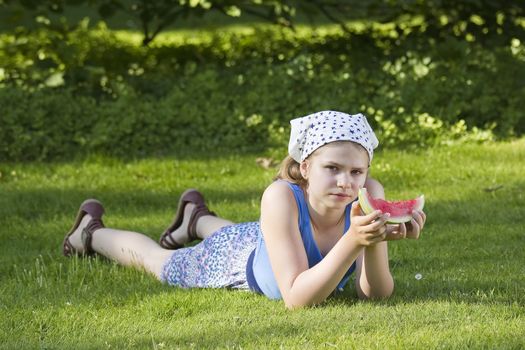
left=81, top=218, right=105, bottom=256
left=159, top=189, right=216, bottom=249
left=63, top=199, right=105, bottom=257
left=63, top=238, right=75, bottom=257
left=159, top=228, right=184, bottom=249
left=187, top=204, right=216, bottom=241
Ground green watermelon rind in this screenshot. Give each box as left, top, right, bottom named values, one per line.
left=358, top=188, right=425, bottom=224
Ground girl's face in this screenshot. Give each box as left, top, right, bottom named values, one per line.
left=300, top=141, right=369, bottom=209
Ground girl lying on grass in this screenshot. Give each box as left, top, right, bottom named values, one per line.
left=62, top=110, right=426, bottom=309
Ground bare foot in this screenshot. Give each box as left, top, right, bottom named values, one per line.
left=166, top=203, right=196, bottom=246
left=67, top=214, right=92, bottom=253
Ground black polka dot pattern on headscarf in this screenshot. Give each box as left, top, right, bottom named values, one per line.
left=288, top=110, right=379, bottom=164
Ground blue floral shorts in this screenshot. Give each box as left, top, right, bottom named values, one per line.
left=160, top=222, right=260, bottom=290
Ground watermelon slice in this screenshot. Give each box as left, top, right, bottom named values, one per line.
left=358, top=188, right=425, bottom=224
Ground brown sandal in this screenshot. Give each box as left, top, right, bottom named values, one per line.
left=62, top=199, right=105, bottom=257
left=159, top=189, right=216, bottom=249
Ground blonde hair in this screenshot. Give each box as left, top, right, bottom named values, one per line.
left=275, top=155, right=307, bottom=187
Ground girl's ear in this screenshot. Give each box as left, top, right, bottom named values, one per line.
left=300, top=161, right=309, bottom=179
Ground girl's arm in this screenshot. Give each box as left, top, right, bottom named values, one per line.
left=355, top=178, right=394, bottom=299
left=354, top=177, right=428, bottom=299
left=260, top=181, right=387, bottom=309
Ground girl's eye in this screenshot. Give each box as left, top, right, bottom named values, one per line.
left=352, top=170, right=363, bottom=175
left=326, top=166, right=338, bottom=171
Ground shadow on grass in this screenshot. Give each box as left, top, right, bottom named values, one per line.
left=0, top=185, right=263, bottom=223
left=0, top=149, right=275, bottom=166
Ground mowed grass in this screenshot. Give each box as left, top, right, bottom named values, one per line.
left=0, top=140, right=524, bottom=349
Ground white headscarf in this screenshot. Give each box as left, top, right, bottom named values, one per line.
left=288, top=110, right=379, bottom=164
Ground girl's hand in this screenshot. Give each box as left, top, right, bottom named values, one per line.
left=385, top=210, right=426, bottom=241
left=348, top=201, right=390, bottom=246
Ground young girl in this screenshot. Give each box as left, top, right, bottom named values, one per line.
left=62, top=110, right=426, bottom=309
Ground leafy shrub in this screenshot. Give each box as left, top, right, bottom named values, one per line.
left=0, top=87, right=99, bottom=160
left=0, top=21, right=523, bottom=161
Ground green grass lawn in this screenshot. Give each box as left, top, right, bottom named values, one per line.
left=1, top=140, right=524, bottom=349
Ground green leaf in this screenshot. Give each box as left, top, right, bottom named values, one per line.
left=225, top=5, right=241, bottom=17
left=44, top=71, right=65, bottom=87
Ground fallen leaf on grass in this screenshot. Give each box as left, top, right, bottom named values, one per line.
left=256, top=157, right=278, bottom=169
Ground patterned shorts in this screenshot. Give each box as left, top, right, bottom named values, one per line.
left=160, top=222, right=260, bottom=290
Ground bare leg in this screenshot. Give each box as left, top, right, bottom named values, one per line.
left=68, top=215, right=173, bottom=279
left=196, top=209, right=234, bottom=239
left=91, top=228, right=174, bottom=279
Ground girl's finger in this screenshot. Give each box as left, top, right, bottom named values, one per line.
left=407, top=219, right=420, bottom=239
left=418, top=210, right=426, bottom=230
left=384, top=224, right=401, bottom=240
left=363, top=204, right=384, bottom=218
left=385, top=231, right=402, bottom=241
left=350, top=201, right=362, bottom=218
left=366, top=231, right=387, bottom=244
left=399, top=222, right=407, bottom=237
left=414, top=210, right=426, bottom=229
left=375, top=225, right=387, bottom=236
left=361, top=217, right=388, bottom=233
left=350, top=202, right=382, bottom=224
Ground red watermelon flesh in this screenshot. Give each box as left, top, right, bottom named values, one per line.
left=358, top=188, right=425, bottom=224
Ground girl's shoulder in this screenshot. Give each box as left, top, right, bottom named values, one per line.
left=264, top=180, right=294, bottom=196
left=260, top=180, right=301, bottom=237
left=261, top=180, right=298, bottom=209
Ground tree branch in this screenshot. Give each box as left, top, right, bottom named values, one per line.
left=144, top=7, right=187, bottom=46
left=315, top=3, right=352, bottom=33
left=140, top=0, right=151, bottom=45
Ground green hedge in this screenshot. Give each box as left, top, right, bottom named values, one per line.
left=1, top=22, right=523, bottom=161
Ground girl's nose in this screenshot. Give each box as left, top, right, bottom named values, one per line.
left=337, top=173, right=352, bottom=189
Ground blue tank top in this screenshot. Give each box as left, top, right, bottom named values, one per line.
left=246, top=181, right=356, bottom=299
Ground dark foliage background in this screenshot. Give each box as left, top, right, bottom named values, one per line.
left=0, top=0, right=524, bottom=161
